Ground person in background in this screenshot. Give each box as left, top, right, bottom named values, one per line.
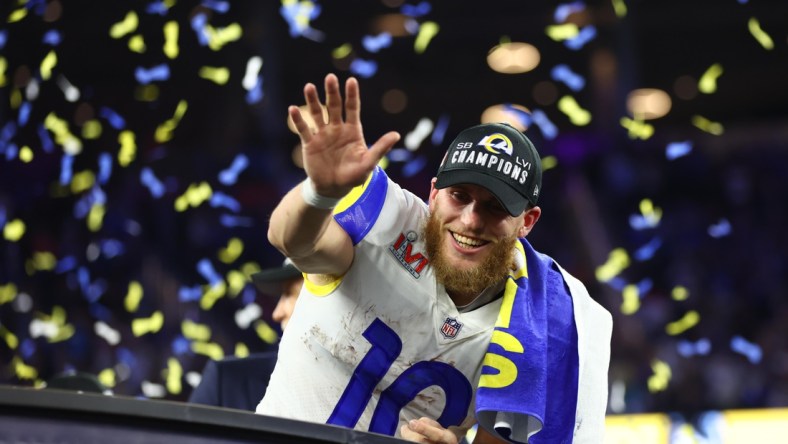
left=257, top=73, right=612, bottom=443
left=187, top=258, right=303, bottom=411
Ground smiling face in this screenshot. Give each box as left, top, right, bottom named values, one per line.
left=424, top=178, right=541, bottom=304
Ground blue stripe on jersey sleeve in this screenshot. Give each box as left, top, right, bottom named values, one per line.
left=333, top=166, right=388, bottom=245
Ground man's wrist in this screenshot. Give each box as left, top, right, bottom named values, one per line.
left=301, top=177, right=341, bottom=210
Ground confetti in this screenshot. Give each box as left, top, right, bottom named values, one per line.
left=218, top=238, right=244, bottom=264
left=647, top=359, right=671, bottom=393
left=708, top=218, right=732, bottom=238
left=124, top=281, right=143, bottom=312
left=191, top=341, right=224, bottom=360
left=56, top=75, right=79, bottom=102
left=671, top=286, right=689, bottom=301
left=0, top=283, right=17, bottom=305
left=141, top=380, right=166, bottom=398
left=551, top=64, right=585, bottom=91
left=109, top=11, right=139, bottom=39
left=620, top=284, right=640, bottom=315
left=665, top=140, right=693, bottom=160
left=255, top=320, right=279, bottom=344
left=175, top=182, right=213, bottom=211
left=554, top=2, right=586, bottom=22
left=531, top=109, right=558, bottom=140
left=634, top=237, right=662, bottom=261
left=691, top=115, right=724, bottom=135
left=558, top=95, right=591, bottom=126
left=202, top=0, right=230, bottom=13
left=8, top=8, right=29, bottom=24
left=349, top=58, right=378, bottom=79
left=565, top=25, right=596, bottom=50
left=131, top=311, right=164, bottom=336
left=629, top=199, right=662, bottom=230
left=242, top=57, right=264, bottom=90
left=218, top=154, right=249, bottom=185
left=99, top=107, right=127, bottom=130
left=677, top=338, right=711, bottom=357
left=12, top=356, right=38, bottom=381
left=128, top=34, right=146, bottom=53
left=747, top=18, right=774, bottom=50
left=362, top=32, right=392, bottom=53
left=401, top=1, right=432, bottom=17
left=226, top=270, right=247, bottom=296
left=117, top=130, right=136, bottom=167
left=95, top=321, right=121, bottom=346
left=414, top=21, right=439, bottom=54
left=199, top=66, right=230, bottom=85
left=98, top=368, right=116, bottom=388
left=235, top=303, right=262, bottom=329
left=140, top=167, right=165, bottom=198
left=3, top=219, right=26, bottom=242
left=611, top=0, right=627, bottom=18
left=162, top=21, right=179, bottom=59
left=135, top=63, right=170, bottom=84
left=280, top=0, right=323, bottom=39
left=234, top=342, right=249, bottom=357
left=730, top=335, right=762, bottom=364
left=190, top=13, right=210, bottom=46
left=404, top=118, right=434, bottom=151
left=403, top=155, right=428, bottom=178
left=154, top=100, right=188, bottom=143
left=698, top=63, right=723, bottom=94
left=206, top=23, right=243, bottom=51
left=182, top=319, right=211, bottom=341
left=620, top=116, right=654, bottom=140
left=595, top=248, right=630, bottom=283
left=546, top=23, right=579, bottom=41
left=219, top=214, right=254, bottom=227
left=0, top=324, right=19, bottom=348
left=665, top=310, right=700, bottom=336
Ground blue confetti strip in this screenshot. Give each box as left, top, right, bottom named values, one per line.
left=219, top=214, right=254, bottom=228
left=531, top=109, right=558, bottom=140
left=20, top=338, right=36, bottom=359
left=402, top=155, right=427, bottom=178
left=59, top=154, right=75, bottom=186
left=730, top=335, right=762, bottom=364
left=116, top=346, right=137, bottom=368
left=97, top=152, right=113, bottom=185
left=551, top=64, right=585, bottom=91
left=677, top=338, right=711, bottom=357
left=708, top=218, right=731, bottom=238
left=431, top=114, right=450, bottom=146
left=0, top=30, right=7, bottom=50
left=280, top=1, right=323, bottom=38
left=145, top=1, right=169, bottom=15
left=55, top=255, right=77, bottom=273
left=1, top=122, right=17, bottom=149
left=245, top=76, right=264, bottom=104
left=100, top=239, right=126, bottom=258
left=634, top=237, right=662, bottom=261
left=210, top=191, right=241, bottom=212
left=191, top=13, right=210, bottom=45
left=202, top=0, right=230, bottom=13
left=666, top=141, right=693, bottom=160
left=565, top=25, right=596, bottom=50
left=554, top=2, right=586, bottom=23
left=218, top=153, right=249, bottom=186
left=362, top=33, right=392, bottom=53
left=197, top=258, right=223, bottom=287
left=99, top=107, right=126, bottom=130
left=178, top=285, right=203, bottom=302
left=73, top=186, right=107, bottom=219
left=0, top=205, right=5, bottom=226
left=18, top=102, right=32, bottom=127
left=42, top=30, right=62, bottom=46
left=241, top=286, right=256, bottom=305
left=349, top=58, right=378, bottom=78
left=3, top=144, right=17, bottom=161
left=388, top=148, right=413, bottom=162
left=135, top=64, right=171, bottom=85
left=140, top=167, right=165, bottom=198
left=503, top=104, right=533, bottom=128
left=401, top=1, right=432, bottom=17
left=38, top=123, right=55, bottom=153
left=172, top=335, right=191, bottom=355
left=89, top=303, right=113, bottom=322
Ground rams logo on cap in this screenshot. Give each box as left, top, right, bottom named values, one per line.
left=479, top=133, right=514, bottom=156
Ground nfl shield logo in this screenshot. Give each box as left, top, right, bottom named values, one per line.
left=440, top=317, right=462, bottom=339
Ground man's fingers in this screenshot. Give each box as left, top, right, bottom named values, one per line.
left=407, top=418, right=458, bottom=444
left=365, top=131, right=400, bottom=167
left=288, top=106, right=312, bottom=144
left=344, top=77, right=360, bottom=126
left=303, top=83, right=326, bottom=128
left=324, top=73, right=343, bottom=126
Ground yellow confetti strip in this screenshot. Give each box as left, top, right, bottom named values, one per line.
left=12, top=356, right=38, bottom=380
left=174, top=181, right=213, bottom=212
left=647, top=359, right=671, bottom=393
left=198, top=66, right=230, bottom=85
left=639, top=198, right=662, bottom=225
left=8, top=8, right=28, bottom=23
left=206, top=23, right=243, bottom=51
left=98, top=368, right=116, bottom=388
left=698, top=63, right=723, bottom=94
left=109, top=11, right=139, bottom=39
left=332, top=43, right=352, bottom=59
left=1, top=324, right=19, bottom=349
left=16, top=145, right=32, bottom=163
left=132, top=311, right=164, bottom=336
left=747, top=18, right=774, bottom=50
left=546, top=23, right=579, bottom=41
left=200, top=281, right=226, bottom=310
left=241, top=261, right=262, bottom=277
left=118, top=130, right=137, bottom=167
left=611, top=0, right=627, bottom=18
left=665, top=310, right=700, bottom=336
left=620, top=116, right=654, bottom=140
left=82, top=119, right=103, bottom=139
left=154, top=100, right=188, bottom=143
left=414, top=21, right=439, bottom=54
left=0, top=283, right=17, bottom=305
left=621, top=284, right=640, bottom=315
left=595, top=248, right=630, bottom=282
left=181, top=319, right=211, bottom=342
left=691, top=115, right=724, bottom=135
left=235, top=342, right=249, bottom=358
left=40, top=50, right=57, bottom=81
left=135, top=85, right=160, bottom=102
left=87, top=203, right=105, bottom=232
left=255, top=320, right=279, bottom=344
left=165, top=357, right=183, bottom=394
left=0, top=57, right=7, bottom=87
left=44, top=112, right=83, bottom=155
left=71, top=170, right=95, bottom=194
left=3, top=219, right=26, bottom=242
left=124, top=281, right=143, bottom=312
left=26, top=251, right=57, bottom=274
left=191, top=341, right=224, bottom=360
left=10, top=88, right=22, bottom=109
left=128, top=34, right=146, bottom=53
left=558, top=95, right=591, bottom=126
left=163, top=21, right=179, bottom=59
left=227, top=270, right=247, bottom=297
left=541, top=155, right=557, bottom=171
left=671, top=285, right=689, bottom=301
left=218, top=238, right=244, bottom=264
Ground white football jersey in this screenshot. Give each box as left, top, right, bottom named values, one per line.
left=257, top=168, right=499, bottom=437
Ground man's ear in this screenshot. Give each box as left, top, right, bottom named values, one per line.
left=519, top=206, right=541, bottom=237
left=428, top=178, right=439, bottom=211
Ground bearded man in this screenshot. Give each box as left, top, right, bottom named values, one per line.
left=257, top=74, right=612, bottom=444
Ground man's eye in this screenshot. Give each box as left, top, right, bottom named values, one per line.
left=451, top=191, right=469, bottom=202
